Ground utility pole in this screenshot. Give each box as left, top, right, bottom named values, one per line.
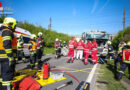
left=48, top=17, right=52, bottom=30
left=123, top=8, right=125, bottom=30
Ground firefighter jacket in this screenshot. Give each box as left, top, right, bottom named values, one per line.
left=29, top=40, right=37, bottom=55
left=118, top=46, right=123, bottom=56
left=122, top=45, right=130, bottom=64
left=54, top=41, right=60, bottom=49
left=0, top=26, right=14, bottom=59
left=68, top=39, right=76, bottom=49
left=91, top=41, right=98, bottom=50
left=17, top=39, right=23, bottom=51
left=108, top=45, right=114, bottom=54
left=76, top=40, right=85, bottom=50
left=84, top=42, right=92, bottom=52
left=36, top=37, right=44, bottom=49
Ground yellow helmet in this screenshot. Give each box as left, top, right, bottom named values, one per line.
left=17, top=34, right=22, bottom=38
left=127, top=41, right=130, bottom=46
left=38, top=32, right=43, bottom=36
left=3, top=17, right=17, bottom=29
left=31, top=34, right=36, bottom=39
left=107, top=41, right=112, bottom=45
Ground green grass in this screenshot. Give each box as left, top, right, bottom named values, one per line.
left=98, top=60, right=127, bottom=90
left=43, top=47, right=55, bottom=54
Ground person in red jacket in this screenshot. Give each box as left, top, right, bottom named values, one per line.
left=76, top=39, right=85, bottom=60
left=67, top=37, right=76, bottom=63
left=84, top=40, right=91, bottom=65
left=91, top=39, right=98, bottom=64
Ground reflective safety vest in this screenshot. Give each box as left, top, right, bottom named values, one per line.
left=0, top=28, right=17, bottom=50
left=122, top=49, right=130, bottom=64
left=118, top=46, right=123, bottom=56
left=31, top=41, right=37, bottom=52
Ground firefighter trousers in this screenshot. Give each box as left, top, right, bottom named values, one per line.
left=118, top=62, right=130, bottom=79
left=0, top=59, right=14, bottom=90
left=30, top=54, right=36, bottom=69
left=36, top=49, right=43, bottom=68
left=17, top=50, right=25, bottom=61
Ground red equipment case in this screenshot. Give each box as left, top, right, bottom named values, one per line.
left=19, top=76, right=41, bottom=90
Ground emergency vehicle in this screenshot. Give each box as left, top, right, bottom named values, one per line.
left=0, top=24, right=32, bottom=57
left=82, top=30, right=109, bottom=56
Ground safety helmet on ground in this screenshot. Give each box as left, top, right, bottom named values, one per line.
left=55, top=38, right=59, bottom=41
left=38, top=32, right=43, bottom=37
left=3, top=17, right=17, bottom=29
left=31, top=34, right=36, bottom=39
left=126, top=41, right=130, bottom=46
left=107, top=41, right=112, bottom=45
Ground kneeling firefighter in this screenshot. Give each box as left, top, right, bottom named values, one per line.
left=118, top=41, right=130, bottom=80
left=0, top=17, right=17, bottom=90
left=28, top=34, right=37, bottom=69
left=54, top=38, right=61, bottom=58
left=16, top=34, right=26, bottom=63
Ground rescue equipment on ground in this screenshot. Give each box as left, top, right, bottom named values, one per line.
left=43, top=63, right=49, bottom=79
left=98, top=57, right=105, bottom=64
left=54, top=80, right=73, bottom=90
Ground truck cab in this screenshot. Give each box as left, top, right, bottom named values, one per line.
left=82, top=30, right=109, bottom=56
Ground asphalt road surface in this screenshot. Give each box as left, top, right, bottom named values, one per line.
left=16, top=54, right=100, bottom=90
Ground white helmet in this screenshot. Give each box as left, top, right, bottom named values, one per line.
left=31, top=34, right=36, bottom=39
left=38, top=32, right=43, bottom=36
left=64, top=41, right=66, bottom=43
left=55, top=38, right=59, bottom=41
left=17, top=34, right=22, bottom=38
left=107, top=41, right=112, bottom=45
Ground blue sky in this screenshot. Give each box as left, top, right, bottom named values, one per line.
left=2, top=0, right=130, bottom=35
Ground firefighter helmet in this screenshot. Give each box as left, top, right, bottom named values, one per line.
left=107, top=41, right=112, bottom=45
left=31, top=34, right=36, bottom=39
left=64, top=41, right=66, bottom=43
left=38, top=32, right=43, bottom=36
left=17, top=34, right=22, bottom=38
left=3, top=17, right=17, bottom=29
left=126, top=41, right=130, bottom=46
left=55, top=38, right=59, bottom=41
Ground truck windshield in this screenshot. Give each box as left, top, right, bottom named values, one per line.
left=86, top=34, right=109, bottom=39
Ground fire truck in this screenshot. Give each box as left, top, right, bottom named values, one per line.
left=82, top=30, right=109, bottom=56
left=0, top=24, right=32, bottom=57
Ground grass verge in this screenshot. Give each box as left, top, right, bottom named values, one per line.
left=97, top=60, right=127, bottom=90
left=44, top=47, right=55, bottom=54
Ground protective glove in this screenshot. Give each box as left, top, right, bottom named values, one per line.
left=8, top=57, right=15, bottom=66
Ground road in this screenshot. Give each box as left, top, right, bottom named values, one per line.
left=16, top=54, right=100, bottom=90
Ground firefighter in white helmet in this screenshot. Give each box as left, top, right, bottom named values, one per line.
left=36, top=32, right=44, bottom=69
left=0, top=17, right=17, bottom=90
left=16, top=34, right=26, bottom=63
left=28, top=34, right=37, bottom=69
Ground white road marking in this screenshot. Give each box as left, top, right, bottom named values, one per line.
left=86, top=63, right=98, bottom=83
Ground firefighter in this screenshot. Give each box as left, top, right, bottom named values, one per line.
left=105, top=41, right=116, bottom=62
left=16, top=34, right=26, bottom=63
left=84, top=40, right=91, bottom=65
left=114, top=42, right=125, bottom=71
left=67, top=37, right=76, bottom=63
left=91, top=39, right=98, bottom=64
left=76, top=39, right=85, bottom=60
left=54, top=38, right=61, bottom=58
left=118, top=41, right=130, bottom=80
left=36, top=32, right=44, bottom=69
left=62, top=41, right=68, bottom=56
left=0, top=17, right=17, bottom=90
left=29, top=34, right=37, bottom=69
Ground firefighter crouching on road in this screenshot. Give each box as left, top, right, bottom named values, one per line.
left=118, top=41, right=130, bottom=80
left=0, top=17, right=17, bottom=90
left=16, top=34, right=26, bottom=63
left=105, top=41, right=116, bottom=62
left=28, top=34, right=37, bottom=69
left=91, top=39, right=98, bottom=64
left=84, top=40, right=91, bottom=65
left=54, top=38, right=61, bottom=59
left=67, top=37, right=76, bottom=63
left=36, top=32, right=44, bottom=69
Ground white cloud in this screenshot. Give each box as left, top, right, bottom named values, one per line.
left=91, top=0, right=99, bottom=14
left=98, top=0, right=110, bottom=13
